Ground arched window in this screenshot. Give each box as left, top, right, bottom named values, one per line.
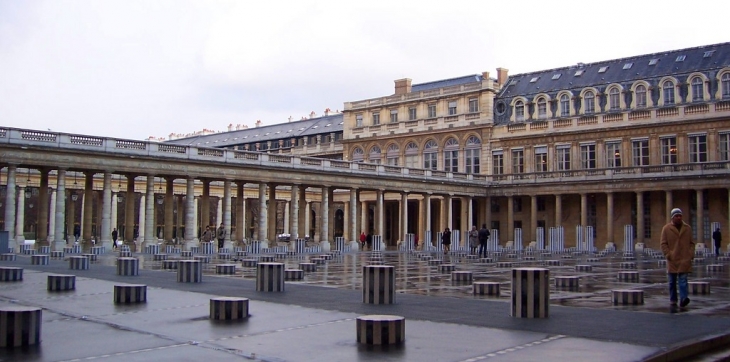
left=444, top=138, right=459, bottom=172
left=584, top=91, right=595, bottom=114
left=465, top=136, right=481, bottom=174
left=368, top=146, right=381, bottom=164
left=386, top=144, right=399, bottom=166
left=663, top=81, right=675, bottom=105
left=423, top=140, right=438, bottom=170
left=560, top=94, right=570, bottom=117
left=537, top=98, right=547, bottom=119
left=515, top=100, right=525, bottom=121
left=691, top=77, right=704, bottom=101
left=723, top=73, right=730, bottom=99
left=352, top=147, right=364, bottom=162
left=609, top=88, right=620, bottom=110
left=404, top=142, right=419, bottom=168
left=635, top=85, right=647, bottom=108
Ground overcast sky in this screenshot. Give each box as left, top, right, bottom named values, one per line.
left=1, top=0, right=728, bottom=140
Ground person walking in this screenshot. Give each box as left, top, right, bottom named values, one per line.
left=478, top=224, right=490, bottom=258
left=201, top=226, right=212, bottom=243
left=468, top=225, right=479, bottom=255
left=73, top=224, right=81, bottom=244
left=111, top=228, right=118, bottom=249
left=660, top=208, right=695, bottom=308
left=216, top=223, right=226, bottom=249
left=713, top=227, right=722, bottom=256
left=360, top=231, right=366, bottom=250
left=441, top=227, right=451, bottom=254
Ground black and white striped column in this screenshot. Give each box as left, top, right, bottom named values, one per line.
left=256, top=262, right=285, bottom=292
left=617, top=271, right=639, bottom=282
left=0, top=267, right=23, bottom=282
left=511, top=267, right=549, bottom=318
left=210, top=297, right=249, bottom=320
left=162, top=260, right=178, bottom=270
left=473, top=281, right=500, bottom=296
left=153, top=253, right=168, bottom=261
left=39, top=246, right=51, bottom=254
left=285, top=269, right=303, bottom=280
left=242, top=258, right=258, bottom=268
left=0, top=254, right=16, bottom=261
left=575, top=265, right=593, bottom=272
left=356, top=315, right=405, bottom=345
left=0, top=306, right=42, bottom=347
left=90, top=246, right=105, bottom=255
left=177, top=260, right=202, bottom=283
left=689, top=281, right=711, bottom=295
left=68, top=256, right=89, bottom=270
left=82, top=253, right=98, bottom=262
left=299, top=262, right=316, bottom=272
left=451, top=271, right=473, bottom=282
left=31, top=255, right=50, bottom=265
left=117, top=257, right=139, bottom=276
left=144, top=244, right=160, bottom=254
left=554, top=276, right=580, bottom=288
left=362, top=265, right=395, bottom=304
left=200, top=242, right=215, bottom=255
left=216, top=264, right=236, bottom=275
left=118, top=251, right=132, bottom=258
left=47, top=274, right=75, bottom=291
left=50, top=251, right=64, bottom=259
left=612, top=289, right=643, bottom=305
left=113, top=284, right=147, bottom=304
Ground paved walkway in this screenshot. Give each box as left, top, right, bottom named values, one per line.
left=1, top=251, right=730, bottom=361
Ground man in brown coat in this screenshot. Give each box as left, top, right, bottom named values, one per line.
left=660, top=208, right=695, bottom=308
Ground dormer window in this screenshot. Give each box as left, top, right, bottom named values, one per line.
left=584, top=91, right=595, bottom=114
left=676, top=55, right=686, bottom=62
left=551, top=74, right=561, bottom=80
left=530, top=76, right=540, bottom=83
left=515, top=100, right=525, bottom=121
left=598, top=66, right=609, bottom=73
left=574, top=70, right=584, bottom=76
left=623, top=63, right=633, bottom=70
left=704, top=50, right=715, bottom=58
left=649, top=59, right=659, bottom=66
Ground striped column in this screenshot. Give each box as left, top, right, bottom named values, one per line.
left=153, top=253, right=168, bottom=261
left=356, top=315, right=405, bottom=345
left=554, top=276, right=580, bottom=288
left=256, top=262, right=285, bottom=292
left=117, top=257, right=139, bottom=276
left=177, top=260, right=202, bottom=283
left=90, top=246, right=105, bottom=255
left=689, top=281, right=711, bottom=295
left=50, top=251, right=64, bottom=259
left=473, top=281, right=500, bottom=296
left=200, top=242, right=215, bottom=255
left=511, top=267, right=549, bottom=318
left=241, top=258, right=258, bottom=268
left=0, top=254, right=17, bottom=261
left=612, top=289, right=643, bottom=305
left=118, top=251, right=132, bottom=258
left=113, top=284, right=147, bottom=304
left=362, top=265, right=395, bottom=304
left=47, top=274, right=75, bottom=291
left=0, top=306, right=42, bottom=347
left=285, top=269, right=303, bottom=280
left=68, top=256, right=89, bottom=270
left=451, top=271, right=472, bottom=282
left=162, top=260, right=178, bottom=270
left=299, top=262, right=316, bottom=272
left=31, top=255, right=50, bottom=265
left=216, top=264, right=236, bottom=275
left=39, top=246, right=51, bottom=254
left=210, top=297, right=249, bottom=320
left=144, top=244, right=160, bottom=255
left=0, top=267, right=23, bottom=282
left=617, top=271, right=640, bottom=282
left=82, top=253, right=98, bottom=262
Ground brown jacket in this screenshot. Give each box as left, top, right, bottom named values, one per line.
left=660, top=221, right=695, bottom=273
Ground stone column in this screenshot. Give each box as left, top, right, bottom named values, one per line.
left=143, top=175, right=155, bottom=248
left=15, top=187, right=25, bottom=244
left=215, top=197, right=222, bottom=226
left=580, top=193, right=588, bottom=227
left=530, top=195, right=537, bottom=242
left=298, top=185, right=306, bottom=238
left=111, top=193, right=118, bottom=234
left=223, top=179, right=232, bottom=248
left=665, top=190, right=673, bottom=223
left=194, top=197, right=199, bottom=241
left=304, top=201, right=311, bottom=238
left=258, top=183, right=267, bottom=243
left=439, top=196, right=447, bottom=231
left=101, top=172, right=112, bottom=250
left=82, top=172, right=94, bottom=245
left=138, top=194, right=146, bottom=244
left=400, top=192, right=409, bottom=240
left=424, top=193, right=432, bottom=244
left=3, top=165, right=16, bottom=249
left=555, top=194, right=562, bottom=228
left=48, top=189, right=56, bottom=243
left=53, top=169, right=66, bottom=250
left=462, top=196, right=471, bottom=245
left=485, top=196, right=492, bottom=230
left=349, top=188, right=357, bottom=242
left=236, top=182, right=245, bottom=241
left=606, top=192, right=614, bottom=245
left=361, top=199, right=369, bottom=234
left=201, top=180, right=210, bottom=230
left=376, top=189, right=384, bottom=236
left=37, top=169, right=49, bottom=244
left=446, top=195, right=453, bottom=231
left=164, top=178, right=174, bottom=242
left=184, top=177, right=196, bottom=248
left=696, top=189, right=704, bottom=245
left=124, top=176, right=136, bottom=247
left=320, top=186, right=330, bottom=250
left=267, top=184, right=277, bottom=243
left=507, top=195, right=514, bottom=242
left=291, top=185, right=300, bottom=239
left=636, top=191, right=644, bottom=245
left=284, top=201, right=290, bottom=233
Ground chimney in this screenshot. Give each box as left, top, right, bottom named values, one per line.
left=227, top=123, right=233, bottom=132
left=255, top=120, right=262, bottom=128
left=394, top=78, right=412, bottom=95
left=496, top=68, right=509, bottom=86
left=324, top=108, right=331, bottom=116
left=481, top=71, right=490, bottom=80
left=309, top=111, right=316, bottom=119
left=288, top=116, right=293, bottom=122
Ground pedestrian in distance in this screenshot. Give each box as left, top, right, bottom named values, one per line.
left=201, top=226, right=212, bottom=243
left=478, top=224, right=490, bottom=258
left=216, top=223, right=226, bottom=249
left=441, top=227, right=451, bottom=254
left=360, top=231, right=366, bottom=250
left=660, top=208, right=695, bottom=308
left=111, top=228, right=118, bottom=249
left=73, top=224, right=81, bottom=243
left=713, top=227, right=722, bottom=257
left=469, top=225, right=479, bottom=255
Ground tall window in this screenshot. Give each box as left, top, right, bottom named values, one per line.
left=534, top=146, right=547, bottom=172
left=609, top=88, right=620, bottom=110
left=465, top=136, right=481, bottom=174
left=512, top=149, right=524, bottom=174
left=423, top=140, right=438, bottom=170
left=663, top=81, right=675, bottom=105
left=355, top=114, right=363, bottom=127
left=584, top=91, right=595, bottom=114
left=688, top=134, right=707, bottom=163
left=428, top=104, right=437, bottom=118
left=661, top=137, right=677, bottom=164
left=468, top=98, right=479, bottom=113
left=405, top=142, right=419, bottom=168
left=580, top=144, right=596, bottom=169
left=386, top=144, right=399, bottom=166
left=444, top=138, right=459, bottom=172
left=606, top=142, right=621, bottom=168
left=515, top=101, right=525, bottom=121
left=720, top=132, right=730, bottom=161
left=448, top=101, right=457, bottom=115
left=352, top=147, right=364, bottom=162
left=691, top=77, right=704, bottom=101
left=368, top=146, right=381, bottom=164
left=560, top=94, right=570, bottom=116
left=372, top=112, right=380, bottom=125
left=723, top=73, right=730, bottom=98
left=408, top=107, right=417, bottom=120
left=632, top=139, right=649, bottom=166
left=556, top=146, right=571, bottom=171
left=635, top=85, right=647, bottom=108
left=537, top=98, right=547, bottom=119
left=492, top=150, right=503, bottom=175
left=389, top=109, right=398, bottom=123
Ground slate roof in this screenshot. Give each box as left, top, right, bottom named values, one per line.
left=165, top=114, right=344, bottom=148
left=411, top=74, right=484, bottom=92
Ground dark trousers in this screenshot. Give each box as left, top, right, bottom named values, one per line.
left=217, top=238, right=224, bottom=249
left=478, top=243, right=488, bottom=258
left=715, top=242, right=722, bottom=256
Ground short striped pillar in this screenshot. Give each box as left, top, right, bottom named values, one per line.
left=617, top=271, right=639, bottom=282
left=180, top=251, right=193, bottom=258
left=612, top=289, right=643, bottom=305
left=217, top=253, right=232, bottom=260
left=356, top=315, right=405, bottom=345
left=511, top=268, right=549, bottom=318
left=622, top=256, right=636, bottom=261
left=63, top=247, right=73, bottom=254
left=523, top=256, right=536, bottom=261
left=497, top=262, right=514, bottom=268
left=177, top=260, right=202, bottom=283
left=586, top=258, right=600, bottom=263
left=555, top=276, right=580, bottom=288
left=473, top=281, right=500, bottom=296
left=144, top=244, right=160, bottom=255
left=0, top=306, right=42, bottom=347
left=119, top=245, right=130, bottom=252
left=218, top=247, right=230, bottom=254
left=575, top=265, right=593, bottom=272
left=200, top=242, right=215, bottom=255
left=39, top=246, right=51, bottom=254
left=210, top=297, right=249, bottom=320
left=113, top=284, right=147, bottom=304
left=117, top=257, right=139, bottom=276
left=70, top=245, right=82, bottom=254
left=0, top=254, right=16, bottom=261
left=285, top=269, right=303, bottom=280
left=428, top=259, right=443, bottom=266
left=153, top=253, right=168, bottom=261
left=50, top=251, right=64, bottom=259
left=82, top=253, right=98, bottom=262
left=68, top=256, right=89, bottom=270
left=451, top=271, right=472, bottom=282
left=310, top=257, right=326, bottom=265
left=258, top=255, right=275, bottom=263
left=561, top=254, right=573, bottom=259
left=90, top=246, right=105, bottom=255
left=162, top=260, right=179, bottom=270
left=47, top=274, right=75, bottom=291
left=0, top=267, right=23, bottom=282
left=694, top=258, right=705, bottom=264
left=362, top=265, right=395, bottom=304
left=657, top=260, right=667, bottom=267
left=194, top=255, right=211, bottom=263
left=216, top=264, right=237, bottom=275
left=20, top=245, right=35, bottom=255
left=164, top=245, right=177, bottom=254
left=256, top=262, right=285, bottom=292
left=707, top=264, right=725, bottom=272
left=189, top=246, right=200, bottom=254
left=118, top=251, right=132, bottom=258
left=275, top=253, right=287, bottom=260
left=299, top=262, right=316, bottom=272
left=235, top=250, right=248, bottom=258
left=544, top=260, right=561, bottom=266
left=31, top=255, right=50, bottom=265
left=242, top=259, right=258, bottom=268
left=506, top=254, right=517, bottom=259
left=619, top=262, right=637, bottom=269
left=480, top=257, right=494, bottom=263
left=438, top=264, right=456, bottom=272
left=689, top=281, right=711, bottom=295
